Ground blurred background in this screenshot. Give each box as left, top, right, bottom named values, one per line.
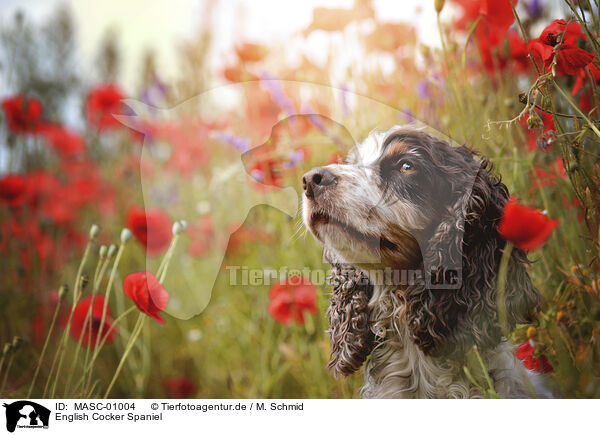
left=2, top=0, right=600, bottom=399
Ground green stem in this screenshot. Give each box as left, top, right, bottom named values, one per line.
left=461, top=15, right=482, bottom=69
left=72, top=306, right=137, bottom=396
left=42, top=291, right=81, bottom=398
left=83, top=258, right=110, bottom=373
left=473, top=346, right=502, bottom=398
left=46, top=237, right=93, bottom=398
left=27, top=299, right=63, bottom=398
left=509, top=0, right=528, bottom=44
left=159, top=235, right=180, bottom=283
left=73, top=240, right=93, bottom=303
left=103, top=314, right=145, bottom=399
left=0, top=352, right=15, bottom=394
left=63, top=259, right=105, bottom=397
left=93, top=244, right=125, bottom=350
left=497, top=242, right=514, bottom=337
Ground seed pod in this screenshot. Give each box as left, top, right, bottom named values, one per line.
left=80, top=274, right=90, bottom=290
left=557, top=310, right=567, bottom=323
left=58, top=284, right=69, bottom=300
left=526, top=111, right=543, bottom=129
left=11, top=336, right=23, bottom=351
left=518, top=92, right=528, bottom=104
left=526, top=326, right=537, bottom=339
left=172, top=221, right=184, bottom=235
left=107, top=244, right=118, bottom=259
left=89, top=224, right=100, bottom=239
left=435, top=0, right=445, bottom=14
left=120, top=228, right=133, bottom=244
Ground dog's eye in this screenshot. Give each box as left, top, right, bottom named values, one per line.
left=397, top=160, right=414, bottom=173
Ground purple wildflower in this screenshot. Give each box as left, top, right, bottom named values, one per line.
left=299, top=103, right=326, bottom=132
left=416, top=80, right=431, bottom=99
left=340, top=84, right=350, bottom=117
left=259, top=72, right=295, bottom=116
left=213, top=131, right=251, bottom=153
left=401, top=109, right=414, bottom=122
left=282, top=149, right=306, bottom=170
left=525, top=0, right=543, bottom=18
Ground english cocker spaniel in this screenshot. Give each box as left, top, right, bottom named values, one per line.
left=302, top=127, right=552, bottom=398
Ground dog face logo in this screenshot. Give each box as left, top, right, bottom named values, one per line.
left=3, top=401, right=50, bottom=432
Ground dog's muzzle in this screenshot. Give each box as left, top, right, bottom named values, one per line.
left=302, top=167, right=337, bottom=199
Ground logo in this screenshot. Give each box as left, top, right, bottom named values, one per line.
left=3, top=401, right=50, bottom=433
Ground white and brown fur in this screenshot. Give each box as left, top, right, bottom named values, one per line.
left=302, top=127, right=552, bottom=398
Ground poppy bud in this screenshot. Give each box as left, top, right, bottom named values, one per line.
left=526, top=326, right=537, bottom=339
left=557, top=310, right=567, bottom=323
left=518, top=93, right=528, bottom=104
left=58, top=284, right=69, bottom=300
left=179, top=220, right=188, bottom=231
left=3, top=343, right=11, bottom=356
left=435, top=0, right=445, bottom=14
left=99, top=245, right=108, bottom=258
left=89, top=224, right=100, bottom=239
left=120, top=228, right=133, bottom=244
left=172, top=221, right=185, bottom=235
left=11, top=336, right=23, bottom=351
left=80, top=274, right=89, bottom=290
left=107, top=244, right=117, bottom=259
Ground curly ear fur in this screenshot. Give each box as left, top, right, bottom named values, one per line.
left=327, top=263, right=375, bottom=377
left=404, top=148, right=541, bottom=358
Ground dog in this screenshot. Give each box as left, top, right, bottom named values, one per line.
left=302, top=127, right=552, bottom=398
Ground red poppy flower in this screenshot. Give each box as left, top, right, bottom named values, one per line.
left=69, top=295, right=117, bottom=348
left=303, top=3, right=374, bottom=35
left=85, top=83, right=125, bottom=130
left=572, top=62, right=600, bottom=110
left=477, top=29, right=528, bottom=73
left=531, top=157, right=566, bottom=189
left=480, top=0, right=517, bottom=38
left=39, top=124, right=86, bottom=157
left=164, top=377, right=196, bottom=398
left=1, top=95, right=43, bottom=133
left=365, top=22, right=416, bottom=53
left=222, top=65, right=257, bottom=82
left=267, top=277, right=318, bottom=325
left=515, top=339, right=553, bottom=373
left=453, top=0, right=517, bottom=46
left=498, top=196, right=558, bottom=251
left=123, top=271, right=169, bottom=323
left=126, top=206, right=173, bottom=256
left=522, top=110, right=555, bottom=151
left=529, top=19, right=594, bottom=75
left=0, top=174, right=28, bottom=208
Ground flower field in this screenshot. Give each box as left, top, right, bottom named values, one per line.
left=1, top=0, right=600, bottom=399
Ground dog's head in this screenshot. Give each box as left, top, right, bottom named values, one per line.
left=302, top=127, right=540, bottom=376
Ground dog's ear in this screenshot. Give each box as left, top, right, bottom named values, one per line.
left=405, top=151, right=540, bottom=357
left=326, top=260, right=375, bottom=377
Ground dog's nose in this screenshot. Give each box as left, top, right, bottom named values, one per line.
left=302, top=167, right=337, bottom=199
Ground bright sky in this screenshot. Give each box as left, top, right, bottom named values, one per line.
left=0, top=0, right=444, bottom=90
